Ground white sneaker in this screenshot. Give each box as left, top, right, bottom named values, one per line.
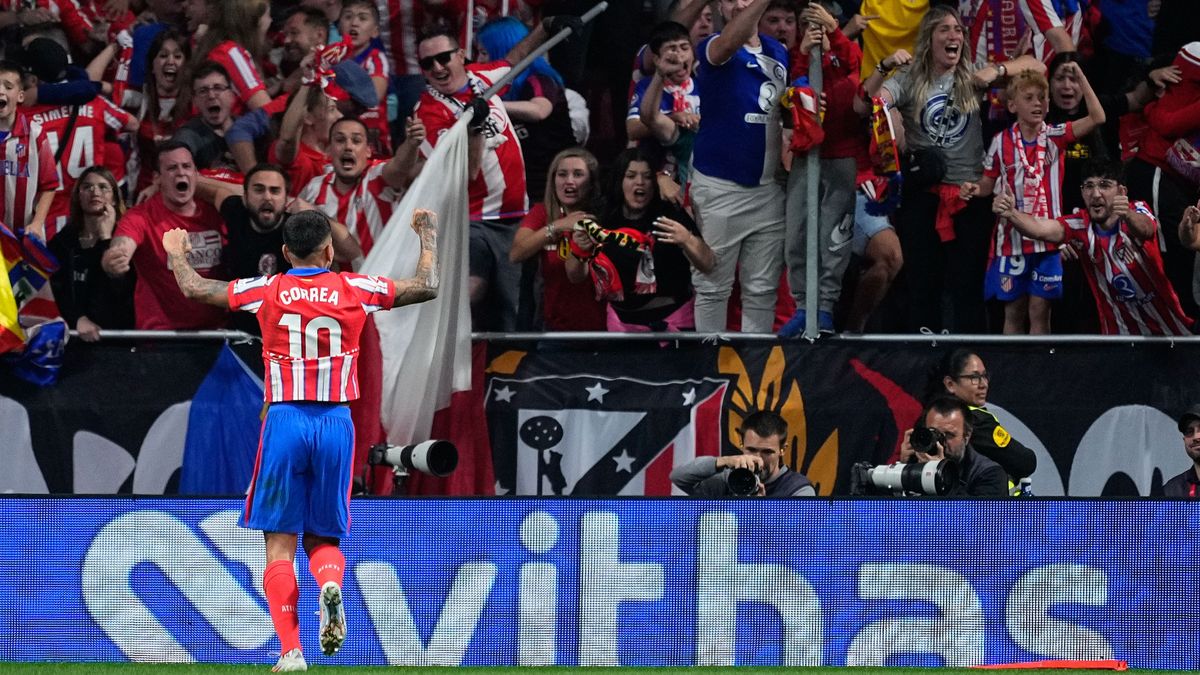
left=272, top=648, right=307, bottom=672
left=319, top=581, right=347, bottom=656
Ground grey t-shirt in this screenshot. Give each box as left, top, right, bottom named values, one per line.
left=882, top=68, right=984, bottom=184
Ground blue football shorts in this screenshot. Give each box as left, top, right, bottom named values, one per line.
left=242, top=402, right=355, bottom=538
left=985, top=250, right=1064, bottom=301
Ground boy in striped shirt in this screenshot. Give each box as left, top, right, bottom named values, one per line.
left=161, top=208, right=440, bottom=671
left=961, top=64, right=1104, bottom=333
left=0, top=62, right=58, bottom=242
left=993, top=160, right=1192, bottom=336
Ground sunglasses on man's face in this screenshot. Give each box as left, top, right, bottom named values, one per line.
left=419, top=49, right=457, bottom=71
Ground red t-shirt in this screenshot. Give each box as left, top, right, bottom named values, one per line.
left=269, top=140, right=329, bottom=197
left=114, top=194, right=229, bottom=329
left=519, top=203, right=606, bottom=331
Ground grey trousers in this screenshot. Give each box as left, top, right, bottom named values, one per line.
left=784, top=155, right=857, bottom=313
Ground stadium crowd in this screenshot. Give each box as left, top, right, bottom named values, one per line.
left=0, top=0, right=1195, bottom=339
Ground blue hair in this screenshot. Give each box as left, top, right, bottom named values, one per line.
left=476, top=17, right=563, bottom=101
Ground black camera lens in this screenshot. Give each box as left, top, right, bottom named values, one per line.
left=910, top=426, right=945, bottom=455
left=726, top=467, right=760, bottom=496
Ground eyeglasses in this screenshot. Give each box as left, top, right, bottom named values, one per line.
left=1080, top=180, right=1117, bottom=192
left=80, top=183, right=113, bottom=193
left=418, top=49, right=457, bottom=71
left=955, top=372, right=990, bottom=384
left=194, top=84, right=231, bottom=97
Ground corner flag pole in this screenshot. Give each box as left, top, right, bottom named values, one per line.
left=480, top=2, right=609, bottom=101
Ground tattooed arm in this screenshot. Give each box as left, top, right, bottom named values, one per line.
left=391, top=208, right=440, bottom=307
left=161, top=228, right=231, bottom=308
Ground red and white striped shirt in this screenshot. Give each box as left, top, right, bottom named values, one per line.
left=375, top=0, right=507, bottom=75
left=228, top=268, right=396, bottom=403
left=0, top=115, right=59, bottom=234
left=985, top=121, right=1073, bottom=256
left=416, top=61, right=528, bottom=221
left=1059, top=202, right=1192, bottom=336
left=26, top=97, right=134, bottom=240
left=298, top=159, right=402, bottom=256
left=205, top=41, right=266, bottom=116
left=353, top=45, right=392, bottom=154
left=968, top=0, right=1064, bottom=67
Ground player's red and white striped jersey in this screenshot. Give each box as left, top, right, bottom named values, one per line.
left=0, top=115, right=59, bottom=234
left=985, top=121, right=1072, bottom=256
left=1059, top=202, right=1192, bottom=336
left=26, top=97, right=134, bottom=240
left=228, top=268, right=397, bottom=403
left=298, top=159, right=402, bottom=256
left=205, top=41, right=266, bottom=116
left=416, top=61, right=528, bottom=221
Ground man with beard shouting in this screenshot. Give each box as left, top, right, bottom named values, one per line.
left=198, top=163, right=364, bottom=334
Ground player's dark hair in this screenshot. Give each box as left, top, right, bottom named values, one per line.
left=917, top=396, right=974, bottom=438
left=648, top=21, right=691, bottom=55
left=244, top=162, right=291, bottom=193
left=284, top=210, right=333, bottom=259
left=1080, top=158, right=1124, bottom=185
left=740, top=410, right=788, bottom=443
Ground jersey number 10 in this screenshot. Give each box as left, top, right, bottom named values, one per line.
left=279, top=313, right=343, bottom=359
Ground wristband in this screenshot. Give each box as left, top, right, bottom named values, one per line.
left=997, top=63, right=1007, bottom=79
left=876, top=61, right=889, bottom=74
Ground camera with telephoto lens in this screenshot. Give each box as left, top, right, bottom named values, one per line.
left=368, top=440, right=459, bottom=481
left=725, top=466, right=763, bottom=496
left=849, top=458, right=960, bottom=496
left=909, top=426, right=948, bottom=456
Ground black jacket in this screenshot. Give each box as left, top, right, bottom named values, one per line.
left=946, top=446, right=1009, bottom=498
left=969, top=406, right=1036, bottom=479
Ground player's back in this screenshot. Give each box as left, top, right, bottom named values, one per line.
left=230, top=268, right=395, bottom=402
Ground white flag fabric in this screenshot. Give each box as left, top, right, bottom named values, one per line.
left=360, top=116, right=473, bottom=445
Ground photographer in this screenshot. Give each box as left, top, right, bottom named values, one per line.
left=670, top=411, right=815, bottom=497
left=899, top=396, right=1008, bottom=497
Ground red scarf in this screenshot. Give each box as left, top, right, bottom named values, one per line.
left=1011, top=122, right=1050, bottom=219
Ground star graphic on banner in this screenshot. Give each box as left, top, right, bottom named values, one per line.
left=585, top=382, right=609, bottom=403
left=495, top=480, right=510, bottom=495
left=682, top=388, right=696, bottom=405
left=612, top=450, right=635, bottom=473
left=494, top=386, right=515, bottom=403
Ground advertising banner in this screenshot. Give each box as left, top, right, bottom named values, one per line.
left=3, top=497, right=1199, bottom=668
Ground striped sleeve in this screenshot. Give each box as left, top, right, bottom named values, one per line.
left=213, top=42, right=266, bottom=103
left=365, top=49, right=391, bottom=78
left=34, top=131, right=58, bottom=193
left=228, top=275, right=272, bottom=312
left=983, top=131, right=1003, bottom=180
left=1059, top=211, right=1087, bottom=242
left=1018, top=0, right=1063, bottom=33
left=345, top=273, right=396, bottom=312
left=98, top=96, right=136, bottom=131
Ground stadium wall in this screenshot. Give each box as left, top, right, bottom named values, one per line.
left=3, top=497, right=1198, bottom=667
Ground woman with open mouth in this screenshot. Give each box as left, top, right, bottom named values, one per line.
left=858, top=6, right=1044, bottom=334
left=562, top=147, right=715, bottom=334
left=132, top=30, right=190, bottom=196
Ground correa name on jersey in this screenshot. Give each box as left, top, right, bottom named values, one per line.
left=279, top=285, right=341, bottom=306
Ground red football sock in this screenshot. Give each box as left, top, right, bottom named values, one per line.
left=263, top=560, right=301, bottom=654
left=308, top=544, right=345, bottom=589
